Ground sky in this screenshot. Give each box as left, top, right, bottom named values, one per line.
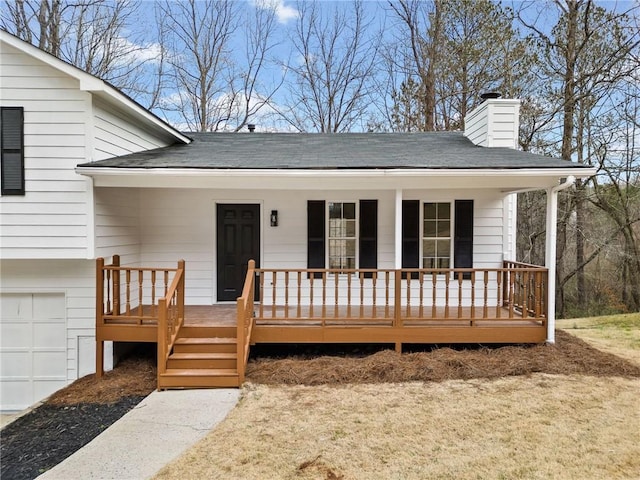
left=2, top=0, right=637, bottom=133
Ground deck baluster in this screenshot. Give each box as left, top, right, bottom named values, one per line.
left=444, top=274, right=450, bottom=319
left=431, top=272, right=437, bottom=319
left=297, top=272, right=302, bottom=318
left=106, top=269, right=112, bottom=314
left=359, top=272, right=364, bottom=319
left=164, top=270, right=169, bottom=298
left=272, top=271, right=277, bottom=318
left=534, top=271, right=542, bottom=318
left=482, top=271, right=488, bottom=320
left=470, top=271, right=476, bottom=325
left=259, top=271, right=265, bottom=319
left=322, top=272, right=327, bottom=325
left=346, top=272, right=352, bottom=319
left=151, top=271, right=157, bottom=318
left=309, top=273, right=314, bottom=318
left=322, top=272, right=327, bottom=327
left=138, top=270, right=143, bottom=325
left=522, top=271, right=530, bottom=318
left=405, top=271, right=411, bottom=318
left=284, top=271, right=289, bottom=319
left=509, top=270, right=515, bottom=318
left=334, top=272, right=339, bottom=319
left=496, top=270, right=502, bottom=318
left=125, top=270, right=131, bottom=316
left=457, top=272, right=463, bottom=319
left=418, top=272, right=424, bottom=319
left=372, top=272, right=377, bottom=319
left=384, top=272, right=390, bottom=319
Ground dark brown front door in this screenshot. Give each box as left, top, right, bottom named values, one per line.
left=216, top=204, right=260, bottom=301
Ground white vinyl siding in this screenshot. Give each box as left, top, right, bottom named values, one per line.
left=93, top=99, right=172, bottom=160
left=0, top=43, right=90, bottom=259
left=106, top=188, right=506, bottom=303
left=94, top=187, right=141, bottom=264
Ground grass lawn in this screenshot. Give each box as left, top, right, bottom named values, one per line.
left=155, top=376, right=640, bottom=480
left=154, top=314, right=640, bottom=480
left=556, top=312, right=640, bottom=365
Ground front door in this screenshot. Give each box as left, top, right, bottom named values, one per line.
left=216, top=204, right=260, bottom=301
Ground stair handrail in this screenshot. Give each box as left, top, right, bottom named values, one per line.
left=236, top=260, right=256, bottom=384
left=157, top=260, right=186, bottom=386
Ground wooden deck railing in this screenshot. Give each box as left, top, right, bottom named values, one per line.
left=157, top=261, right=185, bottom=382
left=236, top=260, right=256, bottom=383
left=253, top=262, right=547, bottom=326
left=95, top=255, right=185, bottom=378
left=96, top=255, right=184, bottom=326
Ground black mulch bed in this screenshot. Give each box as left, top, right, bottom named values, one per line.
left=1, top=396, right=145, bottom=480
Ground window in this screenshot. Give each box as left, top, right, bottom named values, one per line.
left=1, top=107, right=25, bottom=195
left=328, top=202, right=356, bottom=269
left=402, top=199, right=474, bottom=273
left=422, top=202, right=451, bottom=268
left=307, top=200, right=377, bottom=273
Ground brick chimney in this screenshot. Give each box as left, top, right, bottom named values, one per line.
left=464, top=95, right=520, bottom=150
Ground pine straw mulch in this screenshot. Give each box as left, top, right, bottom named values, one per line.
left=246, top=330, right=640, bottom=385
left=2, top=331, right=640, bottom=480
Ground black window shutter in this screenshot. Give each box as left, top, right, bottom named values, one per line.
left=402, top=200, right=420, bottom=270
left=454, top=200, right=474, bottom=278
left=307, top=200, right=325, bottom=277
left=359, top=200, right=377, bottom=275
left=1, top=107, right=25, bottom=195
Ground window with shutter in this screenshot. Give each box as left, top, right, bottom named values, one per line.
left=1, top=107, right=25, bottom=195
left=307, top=199, right=378, bottom=274
left=401, top=200, right=474, bottom=276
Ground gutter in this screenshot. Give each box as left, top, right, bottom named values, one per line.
left=545, top=175, right=576, bottom=344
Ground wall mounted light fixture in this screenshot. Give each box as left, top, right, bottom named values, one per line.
left=270, top=210, right=278, bottom=227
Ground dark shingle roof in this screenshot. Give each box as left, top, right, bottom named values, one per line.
left=79, top=132, right=589, bottom=170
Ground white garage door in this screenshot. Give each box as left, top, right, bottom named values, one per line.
left=1, top=293, right=67, bottom=411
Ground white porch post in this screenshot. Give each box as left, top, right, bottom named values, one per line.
left=545, top=187, right=558, bottom=344
left=395, top=189, right=403, bottom=269
left=545, top=176, right=576, bottom=344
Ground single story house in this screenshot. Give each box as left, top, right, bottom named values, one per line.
left=0, top=30, right=595, bottom=408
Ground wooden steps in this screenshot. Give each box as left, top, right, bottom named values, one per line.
left=158, top=326, right=241, bottom=389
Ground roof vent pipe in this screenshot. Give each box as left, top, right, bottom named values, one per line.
left=480, top=92, right=501, bottom=101
left=247, top=124, right=256, bottom=133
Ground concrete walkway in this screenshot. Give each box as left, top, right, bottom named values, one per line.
left=37, top=389, right=240, bottom=480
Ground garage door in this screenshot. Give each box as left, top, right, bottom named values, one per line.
left=1, top=293, right=67, bottom=411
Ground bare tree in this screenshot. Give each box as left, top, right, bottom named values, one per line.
left=156, top=0, right=281, bottom=132
left=280, top=0, right=380, bottom=132
left=519, top=0, right=640, bottom=315
left=1, top=0, right=162, bottom=106
left=388, top=0, right=532, bottom=132
left=388, top=0, right=442, bottom=132
left=155, top=0, right=238, bottom=132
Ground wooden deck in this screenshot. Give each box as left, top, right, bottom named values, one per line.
left=95, top=257, right=549, bottom=389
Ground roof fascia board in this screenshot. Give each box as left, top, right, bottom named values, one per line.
left=76, top=166, right=597, bottom=179
left=1, top=30, right=190, bottom=145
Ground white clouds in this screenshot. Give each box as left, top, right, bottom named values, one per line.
left=251, top=0, right=299, bottom=24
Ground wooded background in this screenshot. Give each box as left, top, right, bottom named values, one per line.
left=2, top=0, right=638, bottom=317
